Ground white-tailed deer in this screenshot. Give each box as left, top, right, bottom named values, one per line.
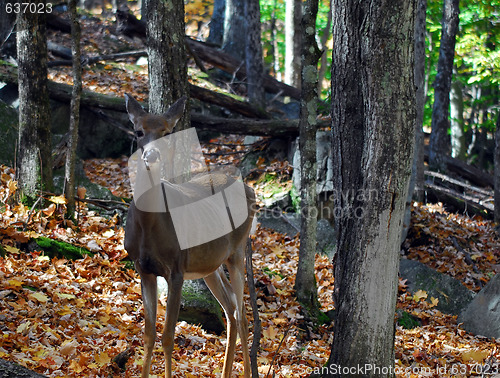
left=124, top=93, right=255, bottom=378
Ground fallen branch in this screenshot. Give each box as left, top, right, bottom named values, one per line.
left=0, top=63, right=271, bottom=119
left=114, top=10, right=300, bottom=99
left=423, top=147, right=494, bottom=188
left=424, top=182, right=493, bottom=219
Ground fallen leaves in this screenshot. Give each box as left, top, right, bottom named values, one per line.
left=1, top=159, right=500, bottom=377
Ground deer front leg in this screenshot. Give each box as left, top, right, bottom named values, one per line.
left=162, top=273, right=184, bottom=378
left=140, top=272, right=158, bottom=378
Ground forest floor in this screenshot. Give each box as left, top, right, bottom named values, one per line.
left=0, top=153, right=499, bottom=377
left=1, top=6, right=500, bottom=378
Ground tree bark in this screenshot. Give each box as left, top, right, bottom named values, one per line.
left=144, top=0, right=189, bottom=129
left=244, top=0, right=265, bottom=107
left=222, top=0, right=246, bottom=60
left=294, top=0, right=322, bottom=320
left=64, top=0, right=82, bottom=218
left=207, top=0, right=225, bottom=46
left=402, top=0, right=427, bottom=243
left=327, top=0, right=416, bottom=376
left=428, top=0, right=459, bottom=171
left=16, top=0, right=53, bottom=198
left=284, top=0, right=301, bottom=88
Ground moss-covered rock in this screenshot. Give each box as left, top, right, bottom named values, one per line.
left=158, top=277, right=225, bottom=335
left=27, top=236, right=93, bottom=260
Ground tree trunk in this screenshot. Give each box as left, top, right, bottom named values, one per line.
left=294, top=0, right=322, bottom=320
left=64, top=0, right=82, bottom=218
left=428, top=0, right=459, bottom=171
left=144, top=0, right=189, bottom=129
left=207, top=0, right=225, bottom=46
left=222, top=0, right=246, bottom=60
left=0, top=1, right=16, bottom=47
left=284, top=0, right=301, bottom=88
left=16, top=0, right=53, bottom=198
left=402, top=0, right=426, bottom=243
left=495, top=113, right=500, bottom=225
left=244, top=0, right=264, bottom=108
left=450, top=76, right=466, bottom=160
left=327, top=0, right=416, bottom=376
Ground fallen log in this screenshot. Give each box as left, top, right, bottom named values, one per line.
left=114, top=10, right=300, bottom=99
left=423, top=147, right=494, bottom=188
left=185, top=38, right=301, bottom=100
left=425, top=182, right=493, bottom=219
left=0, top=63, right=309, bottom=136
left=191, top=112, right=306, bottom=137
left=425, top=170, right=494, bottom=198
left=0, top=63, right=269, bottom=119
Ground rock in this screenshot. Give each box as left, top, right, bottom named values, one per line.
left=157, top=277, right=225, bottom=335
left=292, top=130, right=333, bottom=195
left=0, top=358, right=47, bottom=377
left=458, top=274, right=500, bottom=339
left=257, top=212, right=336, bottom=257
left=399, top=258, right=475, bottom=315
left=51, top=100, right=131, bottom=159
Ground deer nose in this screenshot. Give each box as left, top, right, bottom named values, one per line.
left=142, top=147, right=161, bottom=169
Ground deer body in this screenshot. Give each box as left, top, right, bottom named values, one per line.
left=124, top=94, right=255, bottom=378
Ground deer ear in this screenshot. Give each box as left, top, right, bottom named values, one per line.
left=163, top=96, right=187, bottom=130
left=125, top=93, right=147, bottom=127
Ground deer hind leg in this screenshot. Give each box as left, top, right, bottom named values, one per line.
left=139, top=272, right=158, bottom=378
left=227, top=246, right=251, bottom=378
left=204, top=267, right=238, bottom=378
left=162, top=273, right=184, bottom=378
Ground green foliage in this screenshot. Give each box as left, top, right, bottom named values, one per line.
left=424, top=0, right=499, bottom=165
left=259, top=0, right=332, bottom=97
left=397, top=310, right=421, bottom=330
left=33, top=236, right=93, bottom=260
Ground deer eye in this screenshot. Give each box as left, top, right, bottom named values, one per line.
left=135, top=130, right=145, bottom=138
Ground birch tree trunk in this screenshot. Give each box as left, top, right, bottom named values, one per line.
left=428, top=0, right=460, bottom=171
left=450, top=77, right=466, bottom=160
left=284, top=0, right=301, bottom=88
left=294, top=0, right=322, bottom=320
left=16, top=0, right=53, bottom=198
left=145, top=0, right=189, bottom=129
left=326, top=0, right=416, bottom=376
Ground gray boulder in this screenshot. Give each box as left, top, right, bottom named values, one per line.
left=458, top=274, right=500, bottom=339
left=157, top=277, right=225, bottom=335
left=399, top=258, right=475, bottom=315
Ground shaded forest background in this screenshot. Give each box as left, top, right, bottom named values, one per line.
left=0, top=0, right=499, bottom=377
